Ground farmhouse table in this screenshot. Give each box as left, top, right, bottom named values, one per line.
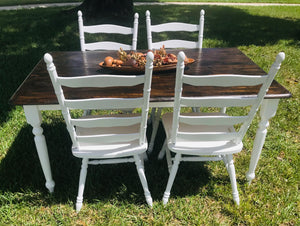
left=10, top=48, right=291, bottom=193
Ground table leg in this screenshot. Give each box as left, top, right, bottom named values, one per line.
left=148, top=107, right=162, bottom=154
left=23, top=105, right=55, bottom=193
left=246, top=99, right=280, bottom=184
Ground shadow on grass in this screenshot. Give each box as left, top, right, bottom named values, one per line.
left=135, top=5, right=300, bottom=48
left=0, top=120, right=215, bottom=206
left=0, top=7, right=79, bottom=126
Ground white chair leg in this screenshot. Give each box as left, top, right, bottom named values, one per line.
left=134, top=155, right=153, bottom=207
left=157, top=139, right=167, bottom=160
left=76, top=158, right=89, bottom=212
left=148, top=108, right=162, bottom=154
left=163, top=153, right=181, bottom=205
left=225, top=154, right=240, bottom=205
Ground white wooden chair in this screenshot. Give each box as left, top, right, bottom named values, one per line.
left=78, top=10, right=139, bottom=115
left=44, top=52, right=154, bottom=212
left=146, top=9, right=205, bottom=50
left=78, top=10, right=139, bottom=51
left=160, top=51, right=285, bottom=205
left=145, top=9, right=205, bottom=154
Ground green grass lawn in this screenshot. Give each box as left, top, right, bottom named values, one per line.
left=155, top=0, right=300, bottom=3
left=0, top=0, right=81, bottom=7
left=0, top=3, right=299, bottom=225
left=1, top=0, right=300, bottom=7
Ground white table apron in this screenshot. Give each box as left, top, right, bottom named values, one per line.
left=23, top=98, right=280, bottom=192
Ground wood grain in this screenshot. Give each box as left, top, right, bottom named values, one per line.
left=9, top=48, right=291, bottom=105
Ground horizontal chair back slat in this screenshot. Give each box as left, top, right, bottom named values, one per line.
left=83, top=24, right=133, bottom=34
left=181, top=96, right=257, bottom=108
left=65, top=98, right=144, bottom=110
left=151, top=22, right=198, bottom=32
left=77, top=133, right=140, bottom=144
left=152, top=40, right=198, bottom=49
left=177, top=132, right=238, bottom=142
left=179, top=115, right=248, bottom=126
left=84, top=42, right=132, bottom=51
left=183, top=74, right=267, bottom=87
left=71, top=116, right=141, bottom=128
left=58, top=75, right=145, bottom=88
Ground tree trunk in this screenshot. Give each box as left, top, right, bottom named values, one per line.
left=79, top=0, right=133, bottom=19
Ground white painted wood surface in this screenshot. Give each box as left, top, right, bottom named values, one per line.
left=44, top=51, right=154, bottom=211
left=22, top=49, right=284, bottom=199
left=160, top=51, right=285, bottom=205
left=146, top=9, right=205, bottom=50
left=146, top=9, right=205, bottom=154
left=23, top=105, right=55, bottom=193
left=246, top=98, right=280, bottom=184
left=78, top=10, right=139, bottom=51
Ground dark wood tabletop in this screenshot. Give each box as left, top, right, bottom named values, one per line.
left=10, top=48, right=291, bottom=106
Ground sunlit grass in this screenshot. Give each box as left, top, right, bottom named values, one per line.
left=157, top=0, right=300, bottom=3
left=0, top=4, right=299, bottom=225
left=1, top=0, right=300, bottom=7
left=0, top=0, right=82, bottom=7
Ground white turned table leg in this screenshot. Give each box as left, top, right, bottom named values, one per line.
left=23, top=105, right=55, bottom=193
left=246, top=99, right=280, bottom=184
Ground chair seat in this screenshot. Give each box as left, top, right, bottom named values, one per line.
left=72, top=114, right=147, bottom=158
left=162, top=112, right=243, bottom=155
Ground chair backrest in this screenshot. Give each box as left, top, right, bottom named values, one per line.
left=145, top=10, right=205, bottom=50
left=44, top=52, right=154, bottom=147
left=78, top=10, right=139, bottom=51
left=171, top=51, right=285, bottom=145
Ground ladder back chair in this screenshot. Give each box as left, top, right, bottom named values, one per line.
left=146, top=9, right=205, bottom=50
left=78, top=10, right=139, bottom=115
left=44, top=52, right=154, bottom=212
left=78, top=10, right=139, bottom=51
left=161, top=51, right=285, bottom=205
left=145, top=9, right=205, bottom=154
